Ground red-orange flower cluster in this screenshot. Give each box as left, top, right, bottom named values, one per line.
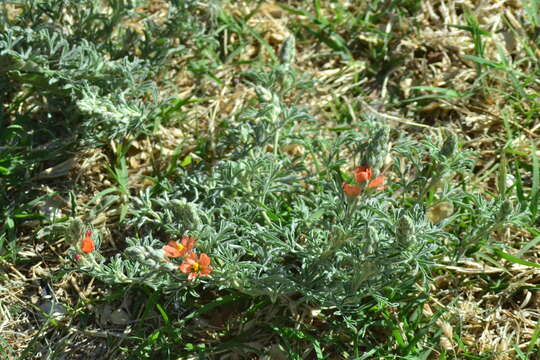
left=162, top=235, right=212, bottom=281
left=342, top=166, right=386, bottom=197
left=81, top=231, right=95, bottom=254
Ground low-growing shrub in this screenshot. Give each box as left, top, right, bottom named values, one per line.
left=63, top=62, right=519, bottom=310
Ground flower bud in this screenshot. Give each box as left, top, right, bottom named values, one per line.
left=255, top=86, right=273, bottom=103
left=125, top=245, right=145, bottom=259
left=396, top=215, right=414, bottom=246
left=440, top=132, right=457, bottom=157
left=67, top=218, right=84, bottom=245
left=175, top=199, right=202, bottom=231
left=365, top=226, right=379, bottom=254
left=126, top=245, right=179, bottom=273
left=279, top=35, right=296, bottom=65
left=160, top=261, right=178, bottom=272
left=496, top=200, right=512, bottom=222
left=362, top=127, right=390, bottom=175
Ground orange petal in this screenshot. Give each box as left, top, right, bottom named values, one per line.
left=200, top=265, right=212, bottom=276
left=81, top=236, right=95, bottom=253
left=163, top=245, right=181, bottom=258
left=182, top=236, right=196, bottom=250
left=199, top=253, right=210, bottom=266
left=368, top=174, right=385, bottom=189
left=180, top=263, right=191, bottom=273
left=185, top=252, right=198, bottom=263
left=342, top=183, right=360, bottom=197
left=355, top=166, right=372, bottom=183
left=187, top=272, right=198, bottom=281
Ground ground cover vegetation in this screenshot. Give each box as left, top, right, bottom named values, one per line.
left=1, top=0, right=539, bottom=358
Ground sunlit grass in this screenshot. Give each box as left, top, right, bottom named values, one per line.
left=1, top=0, right=539, bottom=359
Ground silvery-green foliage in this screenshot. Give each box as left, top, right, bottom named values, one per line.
left=85, top=95, right=519, bottom=309
left=77, top=85, right=157, bottom=140
left=391, top=132, right=527, bottom=258
left=90, top=86, right=458, bottom=309
left=449, top=192, right=526, bottom=258
left=50, top=17, right=523, bottom=309
left=128, top=190, right=204, bottom=235
left=0, top=25, right=157, bottom=142
left=0, top=0, right=217, bottom=242
left=243, top=35, right=313, bottom=99
left=36, top=217, right=84, bottom=242
left=79, top=235, right=189, bottom=291
left=168, top=146, right=440, bottom=307
left=391, top=132, right=474, bottom=199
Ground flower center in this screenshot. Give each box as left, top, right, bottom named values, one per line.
left=176, top=244, right=184, bottom=251
left=193, top=263, right=200, bottom=272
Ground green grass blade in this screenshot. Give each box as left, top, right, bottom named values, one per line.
left=495, top=249, right=540, bottom=268
left=531, top=140, right=539, bottom=218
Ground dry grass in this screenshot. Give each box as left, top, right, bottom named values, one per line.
left=2, top=0, right=540, bottom=358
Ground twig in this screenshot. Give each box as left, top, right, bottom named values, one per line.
left=358, top=99, right=435, bottom=129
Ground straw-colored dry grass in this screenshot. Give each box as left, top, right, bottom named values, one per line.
left=1, top=0, right=539, bottom=358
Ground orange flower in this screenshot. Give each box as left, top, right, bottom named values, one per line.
left=355, top=166, right=373, bottom=183
left=367, top=174, right=386, bottom=190
left=343, top=166, right=386, bottom=197
left=81, top=231, right=95, bottom=254
left=356, top=166, right=386, bottom=190
left=163, top=235, right=196, bottom=258
left=342, top=183, right=360, bottom=197
left=180, top=253, right=212, bottom=281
